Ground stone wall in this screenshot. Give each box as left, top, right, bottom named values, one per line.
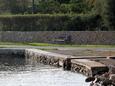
left=25, top=49, right=68, bottom=67
left=0, top=31, right=115, bottom=44
left=71, top=62, right=91, bottom=76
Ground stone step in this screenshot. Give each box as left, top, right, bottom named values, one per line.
left=70, top=59, right=108, bottom=76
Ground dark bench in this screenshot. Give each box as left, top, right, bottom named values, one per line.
left=53, top=35, right=71, bottom=44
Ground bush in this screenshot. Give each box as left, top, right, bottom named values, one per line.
left=60, top=4, right=71, bottom=14
left=0, top=14, right=101, bottom=31
left=34, top=1, right=60, bottom=14
left=67, top=14, right=101, bottom=31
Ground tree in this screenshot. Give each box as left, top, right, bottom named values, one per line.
left=0, top=0, right=30, bottom=14
left=104, top=0, right=115, bottom=30
left=93, top=0, right=115, bottom=30
left=55, top=0, right=70, bottom=4
left=36, top=0, right=60, bottom=13
left=70, top=0, right=91, bottom=13
left=86, top=0, right=96, bottom=6
left=0, top=0, right=10, bottom=13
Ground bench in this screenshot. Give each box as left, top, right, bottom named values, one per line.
left=53, top=35, right=71, bottom=44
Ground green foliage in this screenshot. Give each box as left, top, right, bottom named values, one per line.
left=0, top=0, right=91, bottom=14
left=103, top=0, right=115, bottom=30
left=56, top=0, right=70, bottom=4
left=67, top=14, right=101, bottom=31
left=0, top=0, right=115, bottom=31
left=69, top=0, right=91, bottom=13
left=0, top=0, right=30, bottom=14
left=0, top=14, right=101, bottom=31
left=70, top=3, right=86, bottom=13
left=36, top=0, right=60, bottom=14
left=93, top=0, right=115, bottom=30
left=60, top=4, right=71, bottom=13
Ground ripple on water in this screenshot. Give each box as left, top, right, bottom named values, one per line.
left=0, top=63, right=89, bottom=86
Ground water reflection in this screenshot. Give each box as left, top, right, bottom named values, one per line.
left=0, top=57, right=89, bottom=86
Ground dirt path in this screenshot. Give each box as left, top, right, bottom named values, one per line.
left=48, top=48, right=115, bottom=56
left=1, top=44, right=115, bottom=56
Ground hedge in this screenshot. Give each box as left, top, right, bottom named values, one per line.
left=0, top=14, right=101, bottom=31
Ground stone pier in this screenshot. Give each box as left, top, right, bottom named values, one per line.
left=0, top=48, right=111, bottom=77
left=24, top=49, right=109, bottom=77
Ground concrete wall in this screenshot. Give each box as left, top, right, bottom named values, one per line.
left=0, top=31, right=115, bottom=44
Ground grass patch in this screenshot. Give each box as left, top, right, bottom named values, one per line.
left=0, top=42, right=115, bottom=48
left=27, top=43, right=115, bottom=48
left=0, top=42, right=28, bottom=45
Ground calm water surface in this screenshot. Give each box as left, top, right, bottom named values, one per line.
left=0, top=57, right=89, bottom=86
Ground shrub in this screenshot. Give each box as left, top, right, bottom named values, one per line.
left=67, top=14, right=101, bottom=31
left=34, top=1, right=60, bottom=14
left=0, top=14, right=101, bottom=31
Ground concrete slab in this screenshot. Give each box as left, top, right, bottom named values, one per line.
left=71, top=59, right=106, bottom=69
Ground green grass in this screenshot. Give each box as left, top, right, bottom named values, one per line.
left=28, top=43, right=115, bottom=48
left=0, top=13, right=92, bottom=17
left=0, top=42, right=115, bottom=48
left=25, top=42, right=115, bottom=48
left=0, top=42, right=28, bottom=45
